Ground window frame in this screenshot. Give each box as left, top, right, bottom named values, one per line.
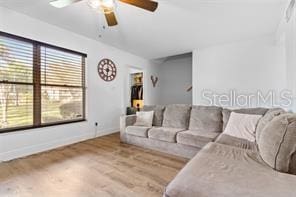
left=0, top=31, right=87, bottom=134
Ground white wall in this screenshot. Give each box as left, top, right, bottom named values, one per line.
left=153, top=53, right=192, bottom=105
left=0, top=7, right=157, bottom=161
left=192, top=1, right=296, bottom=111
left=277, top=0, right=296, bottom=111
left=192, top=36, right=287, bottom=108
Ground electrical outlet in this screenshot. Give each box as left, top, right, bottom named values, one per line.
left=95, top=122, right=98, bottom=127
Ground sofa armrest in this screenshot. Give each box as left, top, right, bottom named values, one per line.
left=120, top=115, right=137, bottom=142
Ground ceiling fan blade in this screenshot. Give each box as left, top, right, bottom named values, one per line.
left=119, top=0, right=158, bottom=12
left=105, top=12, right=118, bottom=26
left=50, top=0, right=82, bottom=8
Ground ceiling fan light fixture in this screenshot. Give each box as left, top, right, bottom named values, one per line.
left=88, top=0, right=116, bottom=13
left=50, top=0, right=158, bottom=27
left=50, top=0, right=82, bottom=8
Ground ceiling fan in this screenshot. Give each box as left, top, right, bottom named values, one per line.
left=49, top=0, right=158, bottom=26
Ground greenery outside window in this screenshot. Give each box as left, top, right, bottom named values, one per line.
left=0, top=32, right=86, bottom=133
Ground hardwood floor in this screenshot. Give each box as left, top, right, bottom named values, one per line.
left=0, top=133, right=188, bottom=197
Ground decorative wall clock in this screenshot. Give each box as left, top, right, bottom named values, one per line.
left=98, top=58, right=117, bottom=82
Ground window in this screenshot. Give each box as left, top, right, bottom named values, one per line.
left=0, top=32, right=86, bottom=133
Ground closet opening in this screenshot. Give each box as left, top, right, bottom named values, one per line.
left=127, top=68, right=144, bottom=115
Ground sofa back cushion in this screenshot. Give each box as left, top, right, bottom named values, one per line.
left=258, top=113, right=296, bottom=174
left=189, top=106, right=223, bottom=132
left=163, top=104, right=191, bottom=129
left=222, top=107, right=268, bottom=130
left=142, top=105, right=165, bottom=126
left=256, top=108, right=286, bottom=143
left=290, top=154, right=296, bottom=174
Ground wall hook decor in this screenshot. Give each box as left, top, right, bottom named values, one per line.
left=286, top=0, right=295, bottom=22
left=151, top=75, right=158, bottom=87
left=186, top=85, right=192, bottom=92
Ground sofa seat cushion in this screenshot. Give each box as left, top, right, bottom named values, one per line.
left=177, top=130, right=220, bottom=148
left=148, top=127, right=185, bottom=142
left=215, top=134, right=257, bottom=150
left=165, top=142, right=296, bottom=197
left=125, top=126, right=151, bottom=137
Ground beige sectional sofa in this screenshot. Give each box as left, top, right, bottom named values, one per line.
left=120, top=104, right=268, bottom=158
left=120, top=104, right=296, bottom=197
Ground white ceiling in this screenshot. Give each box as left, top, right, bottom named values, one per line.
left=0, top=0, right=288, bottom=59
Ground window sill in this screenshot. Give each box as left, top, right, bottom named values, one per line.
left=0, top=119, right=87, bottom=134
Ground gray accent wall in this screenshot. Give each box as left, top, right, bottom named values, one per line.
left=154, top=53, right=192, bottom=105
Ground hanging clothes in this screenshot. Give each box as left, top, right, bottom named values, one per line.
left=131, top=85, right=143, bottom=100
left=138, top=85, right=143, bottom=100
left=131, top=85, right=143, bottom=106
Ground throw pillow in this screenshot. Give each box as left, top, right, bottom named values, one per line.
left=222, top=108, right=268, bottom=130
left=223, top=112, right=262, bottom=142
left=134, top=111, right=154, bottom=127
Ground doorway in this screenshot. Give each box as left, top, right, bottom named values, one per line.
left=127, top=67, right=144, bottom=115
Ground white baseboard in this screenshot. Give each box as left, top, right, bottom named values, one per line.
left=0, top=128, right=119, bottom=162
left=95, top=128, right=119, bottom=137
